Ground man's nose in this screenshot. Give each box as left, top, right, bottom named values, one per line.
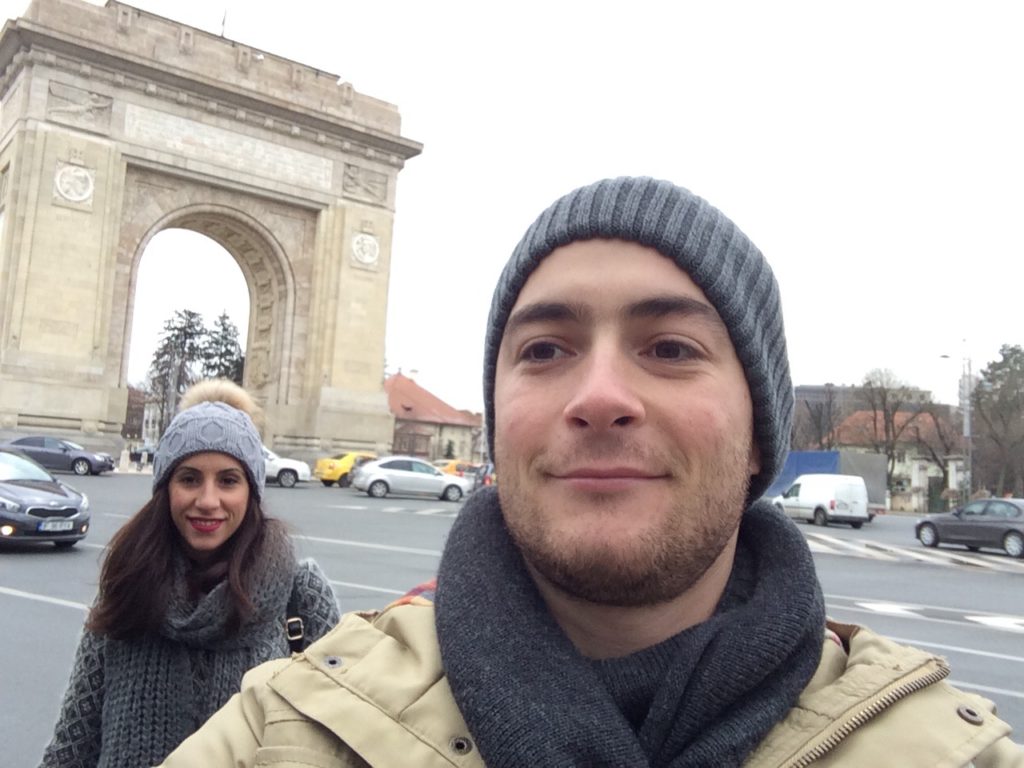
left=562, top=344, right=645, bottom=429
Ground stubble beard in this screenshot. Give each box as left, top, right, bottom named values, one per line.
left=499, top=436, right=753, bottom=608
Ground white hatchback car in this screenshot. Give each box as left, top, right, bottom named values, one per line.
left=262, top=446, right=311, bottom=488
left=352, top=456, right=472, bottom=501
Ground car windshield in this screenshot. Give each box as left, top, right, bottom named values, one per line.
left=0, top=451, right=54, bottom=482
left=63, top=440, right=85, bottom=450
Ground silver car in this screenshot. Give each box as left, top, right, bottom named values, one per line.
left=0, top=448, right=91, bottom=549
left=352, top=456, right=472, bottom=501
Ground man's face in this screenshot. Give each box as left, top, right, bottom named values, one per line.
left=493, top=239, right=760, bottom=607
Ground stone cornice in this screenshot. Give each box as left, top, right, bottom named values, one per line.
left=0, top=21, right=423, bottom=169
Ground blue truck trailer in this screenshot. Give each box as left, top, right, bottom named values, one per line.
left=764, top=450, right=888, bottom=517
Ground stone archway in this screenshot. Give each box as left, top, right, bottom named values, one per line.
left=0, top=0, right=421, bottom=458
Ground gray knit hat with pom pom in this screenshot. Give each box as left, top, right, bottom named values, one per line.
left=152, top=401, right=266, bottom=498
left=483, top=176, right=793, bottom=501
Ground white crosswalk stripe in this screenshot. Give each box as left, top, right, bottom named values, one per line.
left=806, top=533, right=1024, bottom=572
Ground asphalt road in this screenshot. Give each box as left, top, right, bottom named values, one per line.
left=1, top=475, right=1021, bottom=766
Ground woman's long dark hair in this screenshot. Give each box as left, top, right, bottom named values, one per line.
left=87, top=482, right=277, bottom=640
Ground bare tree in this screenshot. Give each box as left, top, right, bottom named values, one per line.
left=909, top=404, right=962, bottom=491
left=791, top=384, right=841, bottom=450
left=859, top=368, right=923, bottom=487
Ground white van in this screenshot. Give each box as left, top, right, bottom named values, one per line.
left=772, top=473, right=870, bottom=529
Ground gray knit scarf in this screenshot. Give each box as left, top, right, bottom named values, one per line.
left=40, top=526, right=300, bottom=768
left=435, top=490, right=826, bottom=768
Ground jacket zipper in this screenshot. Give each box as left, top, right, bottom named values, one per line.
left=787, top=658, right=951, bottom=767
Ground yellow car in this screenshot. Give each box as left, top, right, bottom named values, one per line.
left=431, top=459, right=479, bottom=478
left=314, top=451, right=377, bottom=487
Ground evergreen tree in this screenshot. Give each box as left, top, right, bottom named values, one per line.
left=148, top=309, right=207, bottom=435
left=202, top=311, right=244, bottom=384
left=973, top=345, right=1024, bottom=495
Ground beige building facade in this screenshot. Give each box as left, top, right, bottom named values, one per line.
left=0, top=0, right=420, bottom=458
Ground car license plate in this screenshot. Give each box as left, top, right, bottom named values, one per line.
left=39, top=519, right=74, bottom=532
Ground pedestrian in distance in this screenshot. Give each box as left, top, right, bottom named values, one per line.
left=40, top=379, right=340, bottom=768
left=160, top=178, right=1022, bottom=766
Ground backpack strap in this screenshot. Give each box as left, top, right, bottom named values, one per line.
left=285, top=591, right=304, bottom=654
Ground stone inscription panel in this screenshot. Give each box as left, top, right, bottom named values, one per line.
left=124, top=104, right=332, bottom=191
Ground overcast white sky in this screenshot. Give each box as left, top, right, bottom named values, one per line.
left=6, top=0, right=1023, bottom=411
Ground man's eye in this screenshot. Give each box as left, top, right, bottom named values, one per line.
left=522, top=341, right=564, bottom=362
left=649, top=340, right=696, bottom=360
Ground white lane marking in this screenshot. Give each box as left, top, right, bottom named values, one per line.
left=0, top=586, right=87, bottom=611
left=882, top=637, right=1024, bottom=663
left=826, top=593, right=1024, bottom=621
left=805, top=540, right=842, bottom=554
left=291, top=534, right=441, bottom=557
left=948, top=679, right=1024, bottom=700
left=415, top=508, right=456, bottom=516
left=965, top=616, right=1024, bottom=632
left=826, top=604, right=1024, bottom=635
left=805, top=533, right=898, bottom=561
left=327, top=505, right=369, bottom=511
left=330, top=580, right=405, bottom=596
left=102, top=513, right=131, bottom=519
left=855, top=602, right=922, bottom=616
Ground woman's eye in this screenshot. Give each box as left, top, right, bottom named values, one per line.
left=522, top=341, right=564, bottom=362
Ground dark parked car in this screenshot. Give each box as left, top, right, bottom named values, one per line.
left=1, top=435, right=115, bottom=475
left=0, top=448, right=91, bottom=548
left=915, top=498, right=1024, bottom=558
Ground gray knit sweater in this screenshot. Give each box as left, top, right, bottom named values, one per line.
left=39, top=553, right=340, bottom=768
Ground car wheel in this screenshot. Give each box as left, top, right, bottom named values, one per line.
left=53, top=540, right=77, bottom=550
left=320, top=480, right=334, bottom=487
left=813, top=508, right=827, bottom=527
left=338, top=474, right=351, bottom=488
left=442, top=484, right=463, bottom=502
left=917, top=523, right=939, bottom=548
left=850, top=521, right=863, bottom=529
left=368, top=480, right=388, bottom=498
left=72, top=458, right=91, bottom=476
left=278, top=470, right=298, bottom=488
left=1004, top=531, right=1024, bottom=559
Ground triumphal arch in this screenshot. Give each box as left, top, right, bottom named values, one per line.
left=0, top=0, right=421, bottom=457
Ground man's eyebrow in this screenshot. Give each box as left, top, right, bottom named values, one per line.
left=504, top=301, right=590, bottom=333
left=627, top=296, right=725, bottom=328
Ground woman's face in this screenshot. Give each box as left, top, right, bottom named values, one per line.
left=168, top=452, right=250, bottom=561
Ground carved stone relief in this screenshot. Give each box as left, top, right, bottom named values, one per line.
left=342, top=163, right=387, bottom=204
left=53, top=161, right=95, bottom=209
left=46, top=82, right=112, bottom=133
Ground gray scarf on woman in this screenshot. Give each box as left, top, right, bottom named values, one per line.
left=435, top=490, right=826, bottom=768
left=40, top=526, right=304, bottom=768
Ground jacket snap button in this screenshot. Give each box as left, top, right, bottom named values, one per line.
left=957, top=704, right=984, bottom=725
left=324, top=655, right=344, bottom=669
left=449, top=736, right=474, bottom=755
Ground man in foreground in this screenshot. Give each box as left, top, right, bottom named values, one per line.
left=162, top=177, right=1021, bottom=766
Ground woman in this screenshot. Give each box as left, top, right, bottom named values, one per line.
left=40, top=381, right=340, bottom=768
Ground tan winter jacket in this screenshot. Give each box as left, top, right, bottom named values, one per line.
left=159, top=601, right=1023, bottom=767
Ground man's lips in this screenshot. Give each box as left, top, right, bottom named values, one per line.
left=552, top=467, right=665, bottom=480
left=188, top=517, right=226, bottom=533
left=549, top=467, right=668, bottom=490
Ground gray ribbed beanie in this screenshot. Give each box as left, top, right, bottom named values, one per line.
left=483, top=176, right=792, bottom=501
left=152, top=401, right=266, bottom=499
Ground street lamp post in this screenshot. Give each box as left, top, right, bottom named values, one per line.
left=941, top=349, right=973, bottom=503
left=961, top=356, right=973, bottom=501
